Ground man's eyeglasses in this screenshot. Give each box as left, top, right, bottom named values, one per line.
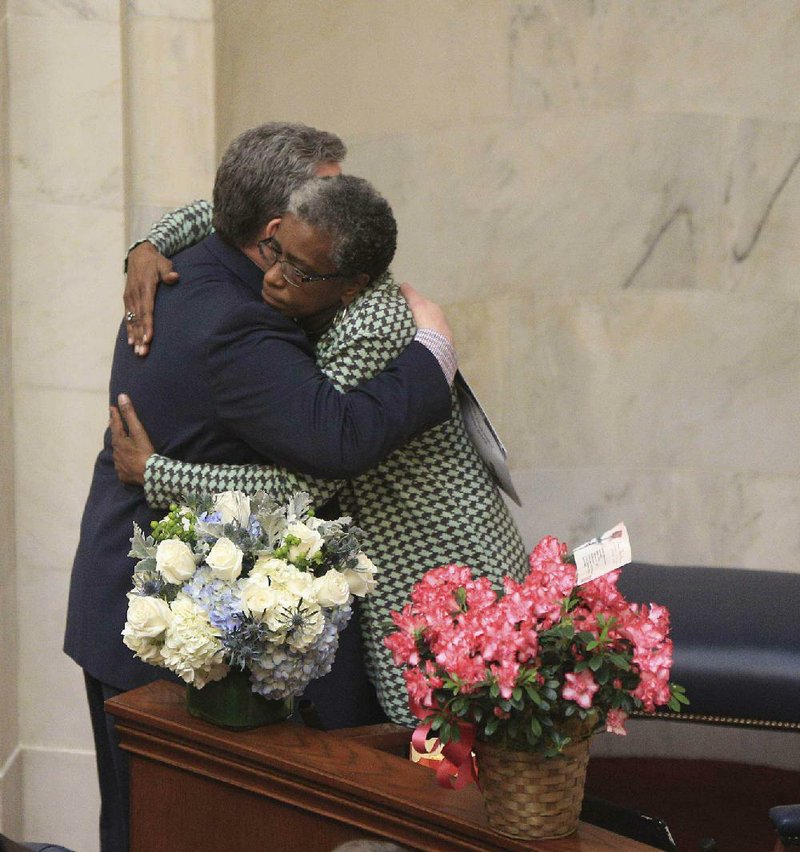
left=257, top=238, right=347, bottom=288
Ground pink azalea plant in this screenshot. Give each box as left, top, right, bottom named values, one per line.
left=385, top=536, right=688, bottom=756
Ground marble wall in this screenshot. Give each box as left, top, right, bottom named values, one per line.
left=216, top=0, right=800, bottom=571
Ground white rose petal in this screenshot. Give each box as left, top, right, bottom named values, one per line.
left=155, top=538, right=197, bottom=585
left=250, top=555, right=290, bottom=580
left=286, top=521, right=324, bottom=562
left=312, top=570, right=351, bottom=608
left=206, top=536, right=244, bottom=581
left=284, top=567, right=314, bottom=598
left=124, top=593, right=172, bottom=639
left=240, top=576, right=281, bottom=620
left=213, top=490, right=251, bottom=527
left=342, top=552, right=378, bottom=597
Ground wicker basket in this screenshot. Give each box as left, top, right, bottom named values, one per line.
left=474, top=738, right=591, bottom=839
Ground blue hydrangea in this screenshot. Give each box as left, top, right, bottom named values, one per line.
left=182, top=566, right=242, bottom=634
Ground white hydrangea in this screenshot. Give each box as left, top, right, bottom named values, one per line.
left=160, top=594, right=228, bottom=688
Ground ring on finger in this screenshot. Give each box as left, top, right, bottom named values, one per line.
left=126, top=311, right=136, bottom=323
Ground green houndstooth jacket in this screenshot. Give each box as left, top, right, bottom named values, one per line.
left=136, top=202, right=528, bottom=726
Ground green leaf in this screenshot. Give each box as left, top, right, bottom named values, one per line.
left=589, top=656, right=603, bottom=671
left=128, top=523, right=155, bottom=560
left=512, top=687, right=523, bottom=702
left=484, top=716, right=499, bottom=737
left=133, top=555, right=157, bottom=575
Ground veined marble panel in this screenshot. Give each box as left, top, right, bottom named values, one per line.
left=11, top=203, right=124, bottom=392
left=508, top=0, right=800, bottom=121
left=724, top=118, right=800, bottom=300
left=670, top=469, right=800, bottom=571
left=507, top=465, right=681, bottom=561
left=128, top=0, right=212, bottom=20
left=8, top=14, right=123, bottom=206
left=214, top=0, right=512, bottom=146
left=125, top=14, right=214, bottom=207
left=14, top=386, right=108, bottom=569
left=497, top=290, right=800, bottom=474
left=17, top=566, right=94, bottom=749
left=348, top=112, right=734, bottom=303
left=8, top=0, right=118, bottom=20
left=508, top=465, right=800, bottom=573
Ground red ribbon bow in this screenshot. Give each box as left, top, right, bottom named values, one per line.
left=412, top=720, right=479, bottom=790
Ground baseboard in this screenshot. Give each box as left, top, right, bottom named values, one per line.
left=589, top=717, right=800, bottom=770
left=13, top=746, right=99, bottom=852
left=0, top=746, right=23, bottom=841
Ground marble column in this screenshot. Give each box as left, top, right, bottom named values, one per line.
left=0, top=0, right=22, bottom=841
left=3, top=2, right=215, bottom=848
left=7, top=1, right=123, bottom=849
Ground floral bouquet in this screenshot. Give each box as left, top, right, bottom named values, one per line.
left=123, top=490, right=377, bottom=718
left=385, top=531, right=687, bottom=838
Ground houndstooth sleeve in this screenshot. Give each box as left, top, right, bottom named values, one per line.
left=143, top=454, right=343, bottom=510
left=125, top=199, right=214, bottom=268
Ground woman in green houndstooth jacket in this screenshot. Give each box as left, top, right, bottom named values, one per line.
left=118, top=191, right=527, bottom=728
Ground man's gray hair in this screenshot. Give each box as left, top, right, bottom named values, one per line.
left=287, top=175, right=397, bottom=282
left=213, top=122, right=346, bottom=247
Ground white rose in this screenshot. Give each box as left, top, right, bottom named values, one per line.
left=286, top=521, right=324, bottom=562
left=124, top=593, right=172, bottom=639
left=312, top=570, right=351, bottom=608
left=240, top=576, right=281, bottom=620
left=284, top=567, right=314, bottom=598
left=122, top=631, right=164, bottom=664
left=213, top=490, right=251, bottom=527
left=155, top=538, right=197, bottom=585
left=342, top=552, right=378, bottom=597
left=206, top=537, right=243, bottom=581
left=251, top=555, right=291, bottom=581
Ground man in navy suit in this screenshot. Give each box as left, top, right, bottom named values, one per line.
left=64, top=123, right=454, bottom=852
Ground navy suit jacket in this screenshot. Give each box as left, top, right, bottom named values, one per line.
left=64, top=234, right=451, bottom=690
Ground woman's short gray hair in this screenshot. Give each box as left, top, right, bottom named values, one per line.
left=213, top=122, right=346, bottom=247
left=287, top=175, right=397, bottom=282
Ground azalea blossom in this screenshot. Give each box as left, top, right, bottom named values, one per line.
left=605, top=708, right=628, bottom=735
left=562, top=670, right=600, bottom=709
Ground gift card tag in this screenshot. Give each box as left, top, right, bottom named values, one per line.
left=572, top=522, right=632, bottom=585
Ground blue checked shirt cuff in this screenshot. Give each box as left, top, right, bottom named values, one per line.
left=414, top=329, right=457, bottom=386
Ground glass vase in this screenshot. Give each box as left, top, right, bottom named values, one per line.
left=185, top=667, right=293, bottom=730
